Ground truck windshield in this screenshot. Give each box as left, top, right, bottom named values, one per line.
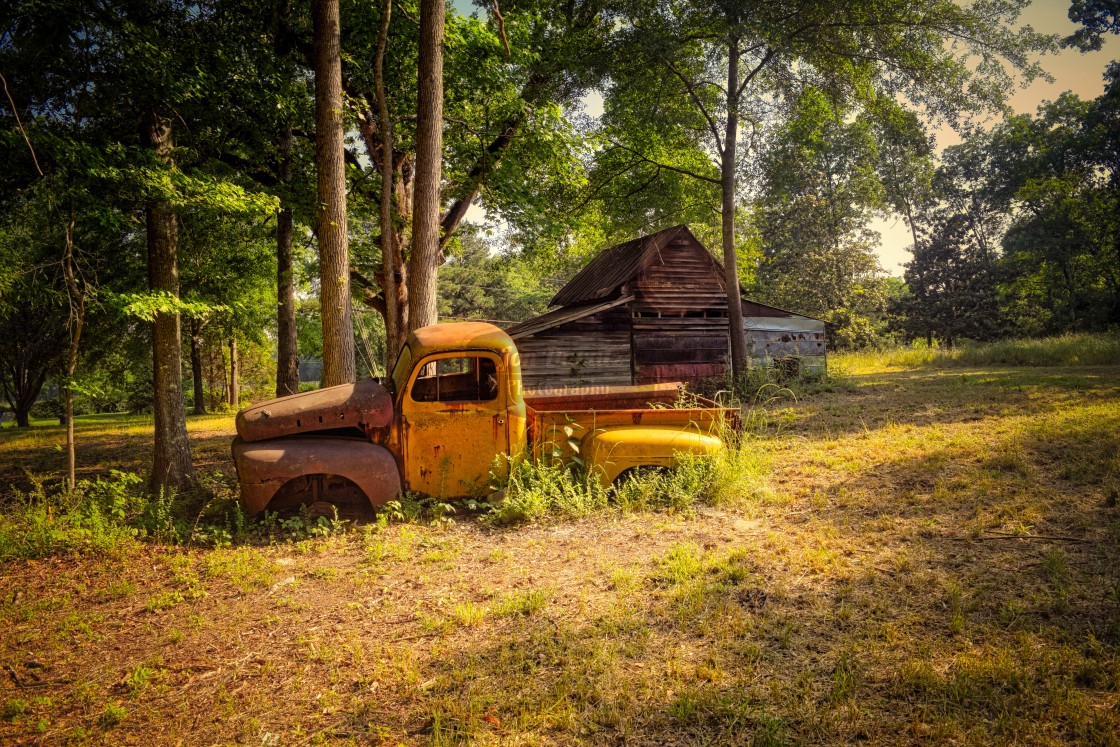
left=390, top=344, right=412, bottom=397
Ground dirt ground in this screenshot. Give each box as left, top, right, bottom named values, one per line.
left=2, top=365, right=1119, bottom=745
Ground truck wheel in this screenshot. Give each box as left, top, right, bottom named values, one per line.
left=612, top=466, right=668, bottom=488
left=267, top=473, right=375, bottom=521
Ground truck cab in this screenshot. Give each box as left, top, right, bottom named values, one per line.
left=384, top=322, right=527, bottom=498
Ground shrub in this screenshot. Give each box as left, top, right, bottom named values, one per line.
left=0, top=471, right=144, bottom=559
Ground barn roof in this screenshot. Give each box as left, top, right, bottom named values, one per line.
left=507, top=295, right=633, bottom=339
left=549, top=225, right=699, bottom=307
left=536, top=224, right=826, bottom=327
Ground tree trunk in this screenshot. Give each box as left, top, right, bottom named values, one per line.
left=374, top=0, right=402, bottom=366
left=722, top=36, right=749, bottom=377
left=313, top=0, right=355, bottom=386
left=62, top=208, right=83, bottom=491
left=207, top=341, right=220, bottom=412
left=143, top=112, right=196, bottom=493
left=275, top=125, right=300, bottom=397
left=228, top=336, right=239, bottom=407
left=3, top=360, right=51, bottom=428
left=189, top=317, right=206, bottom=415
left=275, top=208, right=299, bottom=397
left=407, top=0, right=445, bottom=332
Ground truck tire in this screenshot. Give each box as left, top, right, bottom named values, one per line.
left=268, top=473, right=374, bottom=521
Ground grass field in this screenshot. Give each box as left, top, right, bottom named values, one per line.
left=1, top=356, right=1119, bottom=745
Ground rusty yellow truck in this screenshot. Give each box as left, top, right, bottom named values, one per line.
left=232, top=322, right=737, bottom=517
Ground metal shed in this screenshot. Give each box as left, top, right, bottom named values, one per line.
left=506, top=225, right=827, bottom=389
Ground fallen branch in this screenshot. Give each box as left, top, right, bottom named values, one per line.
left=5, top=663, right=70, bottom=689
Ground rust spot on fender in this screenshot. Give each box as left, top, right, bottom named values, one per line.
left=232, top=436, right=401, bottom=515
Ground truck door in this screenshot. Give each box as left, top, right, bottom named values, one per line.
left=400, top=351, right=509, bottom=498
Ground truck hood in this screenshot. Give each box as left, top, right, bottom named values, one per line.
left=236, top=379, right=394, bottom=443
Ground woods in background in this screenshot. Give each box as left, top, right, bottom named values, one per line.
left=1, top=0, right=1117, bottom=490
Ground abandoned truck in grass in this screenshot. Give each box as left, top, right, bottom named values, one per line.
left=232, top=322, right=737, bottom=517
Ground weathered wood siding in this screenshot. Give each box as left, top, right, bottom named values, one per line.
left=516, top=306, right=632, bottom=390
left=509, top=225, right=828, bottom=389
left=629, top=235, right=729, bottom=384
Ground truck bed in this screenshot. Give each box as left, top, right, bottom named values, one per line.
left=523, top=382, right=739, bottom=463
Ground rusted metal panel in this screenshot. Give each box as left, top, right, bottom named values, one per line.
left=408, top=321, right=517, bottom=359
left=524, top=382, right=681, bottom=411
left=236, top=379, right=393, bottom=443
left=397, top=350, right=511, bottom=499
left=232, top=436, right=401, bottom=515
left=527, top=400, right=738, bottom=468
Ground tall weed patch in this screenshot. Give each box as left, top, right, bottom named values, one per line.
left=487, top=460, right=610, bottom=525
left=0, top=470, right=262, bottom=559
left=489, top=433, right=771, bottom=526
left=0, top=471, right=144, bottom=559
left=834, top=332, right=1120, bottom=374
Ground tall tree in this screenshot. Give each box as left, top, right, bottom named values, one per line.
left=597, top=0, right=1054, bottom=373
left=313, top=0, right=356, bottom=386
left=345, top=0, right=613, bottom=362
left=2, top=0, right=280, bottom=490
left=753, top=89, right=885, bottom=319
left=143, top=113, right=197, bottom=490
left=407, top=0, right=446, bottom=333
left=274, top=0, right=303, bottom=397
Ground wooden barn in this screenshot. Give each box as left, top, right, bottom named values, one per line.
left=507, top=225, right=826, bottom=390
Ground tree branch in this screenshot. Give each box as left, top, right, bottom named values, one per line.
left=1, top=72, right=43, bottom=176
left=664, top=59, right=724, bottom=155
left=605, top=140, right=721, bottom=185
left=736, top=47, right=776, bottom=100
left=350, top=269, right=387, bottom=315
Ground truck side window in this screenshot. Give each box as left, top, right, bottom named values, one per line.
left=411, top=356, right=498, bottom=403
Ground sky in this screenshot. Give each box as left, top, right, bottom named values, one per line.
left=872, top=0, right=1119, bottom=274
left=462, top=0, right=1119, bottom=274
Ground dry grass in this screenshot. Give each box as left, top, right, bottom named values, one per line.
left=2, top=363, right=1119, bottom=745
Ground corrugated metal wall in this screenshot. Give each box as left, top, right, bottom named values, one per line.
left=744, top=316, right=827, bottom=375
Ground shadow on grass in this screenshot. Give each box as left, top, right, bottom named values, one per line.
left=0, top=413, right=237, bottom=494
left=764, top=365, right=1120, bottom=443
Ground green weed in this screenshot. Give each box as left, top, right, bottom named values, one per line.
left=494, top=588, right=548, bottom=617
left=487, top=459, right=609, bottom=525
left=3, top=699, right=29, bottom=722
left=0, top=471, right=143, bottom=559
left=834, top=332, right=1120, bottom=373
left=99, top=702, right=127, bottom=728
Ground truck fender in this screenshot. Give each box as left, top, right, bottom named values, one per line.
left=581, top=425, right=723, bottom=486
left=232, top=436, right=402, bottom=515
